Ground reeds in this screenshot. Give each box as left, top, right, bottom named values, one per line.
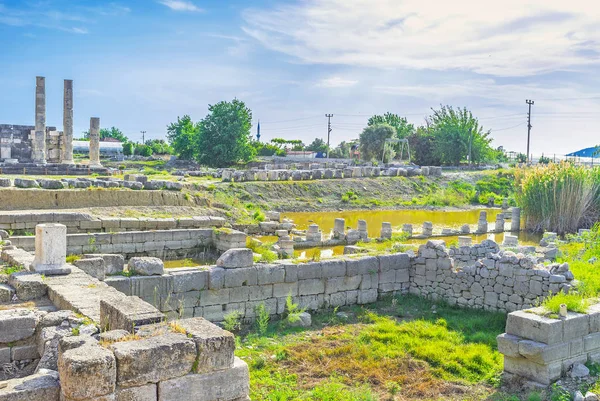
left=515, top=162, right=600, bottom=234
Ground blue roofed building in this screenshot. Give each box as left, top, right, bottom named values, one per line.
left=566, top=147, right=599, bottom=158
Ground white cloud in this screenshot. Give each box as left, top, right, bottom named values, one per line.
left=242, top=0, right=600, bottom=77
left=317, top=76, right=358, bottom=88
left=159, top=0, right=203, bottom=12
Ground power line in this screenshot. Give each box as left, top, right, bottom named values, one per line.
left=259, top=115, right=322, bottom=124
left=491, top=122, right=527, bottom=132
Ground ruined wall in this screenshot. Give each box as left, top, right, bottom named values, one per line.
left=103, top=240, right=573, bottom=323
left=0, top=124, right=36, bottom=162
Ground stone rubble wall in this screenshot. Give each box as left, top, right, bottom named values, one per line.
left=410, top=240, right=573, bottom=312
left=1, top=212, right=225, bottom=234
left=11, top=228, right=217, bottom=260
left=498, top=304, right=600, bottom=385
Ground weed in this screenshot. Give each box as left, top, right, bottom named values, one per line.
left=541, top=290, right=589, bottom=315
left=284, top=294, right=305, bottom=325
left=71, top=327, right=80, bottom=336
left=255, top=303, right=270, bottom=335
left=223, top=310, right=243, bottom=333
left=66, top=254, right=81, bottom=264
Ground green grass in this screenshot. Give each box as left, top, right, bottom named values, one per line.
left=0, top=264, right=24, bottom=275
left=236, top=295, right=506, bottom=400
left=541, top=291, right=589, bottom=315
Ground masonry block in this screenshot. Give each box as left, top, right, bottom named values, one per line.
left=178, top=317, right=235, bottom=373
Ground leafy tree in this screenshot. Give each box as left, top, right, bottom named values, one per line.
left=407, top=127, right=440, bottom=165
left=122, top=142, right=135, bottom=156
left=135, top=144, right=153, bottom=157
left=251, top=141, right=286, bottom=156
left=167, top=115, right=199, bottom=160
left=146, top=139, right=173, bottom=155
left=368, top=112, right=415, bottom=139
left=427, top=105, right=494, bottom=165
left=538, top=155, right=551, bottom=164
left=305, top=138, right=328, bottom=153
left=359, top=124, right=395, bottom=162
left=83, top=127, right=129, bottom=142
left=196, top=99, right=255, bottom=167
left=516, top=153, right=528, bottom=163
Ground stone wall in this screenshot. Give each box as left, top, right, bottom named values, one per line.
left=11, top=228, right=218, bottom=260
left=1, top=212, right=225, bottom=234
left=498, top=304, right=600, bottom=385
left=102, top=240, right=572, bottom=324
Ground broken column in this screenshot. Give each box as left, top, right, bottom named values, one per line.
left=503, top=234, right=518, bottom=247
left=495, top=213, right=505, bottom=233
left=277, top=235, right=294, bottom=257
left=511, top=208, right=521, bottom=232
left=381, top=222, right=392, bottom=239
left=306, top=224, right=322, bottom=242
left=89, top=117, right=101, bottom=167
left=333, top=218, right=345, bottom=239
left=422, top=221, right=433, bottom=237
left=32, top=224, right=71, bottom=275
left=33, top=76, right=47, bottom=164
left=477, top=211, right=488, bottom=233
left=62, top=79, right=74, bottom=164
left=402, top=224, right=413, bottom=236
left=357, top=219, right=368, bottom=241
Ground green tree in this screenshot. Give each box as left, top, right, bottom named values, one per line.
left=83, top=127, right=129, bottom=142
left=251, top=141, right=286, bottom=156
left=122, top=142, right=135, bottom=156
left=368, top=112, right=415, bottom=139
left=146, top=139, right=173, bottom=155
left=135, top=144, right=153, bottom=157
left=329, top=141, right=354, bottom=158
left=359, top=124, right=395, bottom=162
left=166, top=115, right=199, bottom=160
left=196, top=99, right=255, bottom=167
left=408, top=126, right=440, bottom=165
left=427, top=105, right=494, bottom=165
left=305, top=138, right=328, bottom=153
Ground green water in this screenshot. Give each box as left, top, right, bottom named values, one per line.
left=282, top=208, right=541, bottom=246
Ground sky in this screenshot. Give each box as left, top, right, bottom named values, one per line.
left=0, top=0, right=599, bottom=157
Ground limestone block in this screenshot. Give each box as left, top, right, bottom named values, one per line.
left=111, top=333, right=196, bottom=388
left=14, top=178, right=39, bottom=188
left=563, top=312, right=590, bottom=342
left=100, top=297, right=164, bottom=332
left=128, top=257, right=164, bottom=276
left=0, top=309, right=36, bottom=343
left=33, top=223, right=70, bottom=275
left=0, top=283, right=15, bottom=303
left=503, top=355, right=562, bottom=385
left=171, top=269, right=208, bottom=293
left=116, top=384, right=157, bottom=401
left=58, top=344, right=116, bottom=399
left=158, top=357, right=250, bottom=401
left=506, top=309, right=564, bottom=345
left=256, top=265, right=285, bottom=285
left=296, top=262, right=322, bottom=280
left=496, top=333, right=521, bottom=357
left=298, top=279, right=325, bottom=295
left=74, top=257, right=106, bottom=281
left=321, top=260, right=347, bottom=277
left=178, top=317, right=235, bottom=373
left=84, top=254, right=125, bottom=275
left=224, top=267, right=258, bottom=287
left=347, top=256, right=378, bottom=276
left=518, top=340, right=569, bottom=364
left=217, top=248, right=254, bottom=269
left=0, top=370, right=60, bottom=401
left=378, top=253, right=410, bottom=271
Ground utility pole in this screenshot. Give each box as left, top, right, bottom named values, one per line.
left=526, top=100, right=534, bottom=163
left=140, top=131, right=146, bottom=144
left=325, top=114, right=333, bottom=158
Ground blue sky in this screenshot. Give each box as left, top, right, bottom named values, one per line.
left=1, top=0, right=599, bottom=156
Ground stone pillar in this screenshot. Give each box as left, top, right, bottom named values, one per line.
left=33, top=76, right=47, bottom=164
left=357, top=219, right=368, bottom=241
left=89, top=117, right=101, bottom=167
left=306, top=224, right=322, bottom=242
left=503, top=234, right=518, bottom=247
left=460, top=224, right=471, bottom=234
left=278, top=235, right=294, bottom=257
left=477, top=211, right=488, bottom=233
left=402, top=224, right=413, bottom=236
left=495, top=213, right=505, bottom=233
left=381, top=222, right=392, bottom=239
left=33, top=224, right=71, bottom=275
left=511, top=208, right=521, bottom=232
left=62, top=79, right=74, bottom=164
left=333, top=218, right=345, bottom=239
left=458, top=236, right=472, bottom=247
left=422, top=221, right=433, bottom=237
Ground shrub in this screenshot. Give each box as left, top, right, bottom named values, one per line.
left=255, top=303, right=270, bottom=335
left=223, top=310, right=242, bottom=332
left=515, top=162, right=600, bottom=234
left=284, top=294, right=305, bottom=325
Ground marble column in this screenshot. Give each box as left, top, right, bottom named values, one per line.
left=62, top=79, right=74, bottom=164
left=89, top=117, right=101, bottom=167
left=33, top=76, right=46, bottom=164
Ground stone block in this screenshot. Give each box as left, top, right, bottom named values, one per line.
left=84, top=254, right=125, bottom=275
left=0, top=309, right=36, bottom=343
left=111, top=333, right=196, bottom=388
left=172, top=269, right=208, bottom=293
left=497, top=333, right=521, bottom=357
left=584, top=332, right=600, bottom=352
left=33, top=223, right=70, bottom=275
left=563, top=312, right=590, bottom=341
left=200, top=289, right=230, bottom=306
left=297, top=262, right=322, bottom=280
left=518, top=340, right=570, bottom=364
left=58, top=344, right=116, bottom=399
left=158, top=357, right=249, bottom=401
left=74, top=257, right=106, bottom=281
left=503, top=355, right=562, bottom=385
left=178, top=317, right=235, bottom=373
left=506, top=309, right=564, bottom=345
left=321, top=260, right=346, bottom=277
left=298, top=279, right=325, bottom=296
left=11, top=344, right=39, bottom=361
left=100, top=296, right=164, bottom=332
left=378, top=253, right=410, bottom=271
left=129, top=257, right=164, bottom=276
left=224, top=267, right=258, bottom=288
left=347, top=256, right=379, bottom=276
left=105, top=276, right=132, bottom=296
left=0, top=371, right=60, bottom=401
left=217, top=248, right=254, bottom=268
left=116, top=384, right=157, bottom=401
left=257, top=265, right=285, bottom=285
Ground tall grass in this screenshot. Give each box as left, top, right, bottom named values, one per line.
left=515, top=162, right=600, bottom=234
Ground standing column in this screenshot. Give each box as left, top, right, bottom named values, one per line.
left=511, top=208, right=521, bottom=232
left=33, top=76, right=47, bottom=164
left=62, top=79, right=74, bottom=164
left=89, top=117, right=101, bottom=167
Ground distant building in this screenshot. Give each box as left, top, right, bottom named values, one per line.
left=73, top=140, right=123, bottom=155
left=566, top=147, right=599, bottom=158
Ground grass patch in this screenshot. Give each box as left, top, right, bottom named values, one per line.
left=541, top=291, right=589, bottom=315
left=237, top=295, right=506, bottom=400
